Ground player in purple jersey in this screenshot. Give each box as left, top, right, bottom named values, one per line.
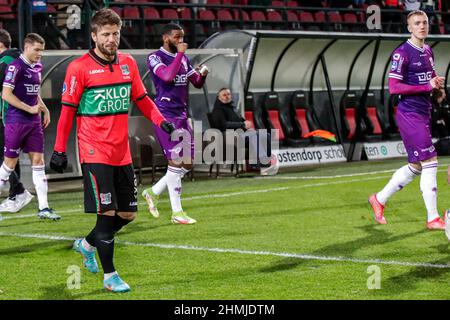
left=369, top=10, right=446, bottom=230
left=0, top=29, right=34, bottom=215
left=142, top=23, right=208, bottom=224
left=0, top=33, right=59, bottom=221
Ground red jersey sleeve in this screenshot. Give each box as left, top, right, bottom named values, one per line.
left=61, top=60, right=85, bottom=109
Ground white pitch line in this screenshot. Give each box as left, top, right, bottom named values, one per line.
left=2, top=166, right=444, bottom=220
left=0, top=231, right=448, bottom=269
left=0, top=175, right=405, bottom=220
left=265, top=167, right=449, bottom=180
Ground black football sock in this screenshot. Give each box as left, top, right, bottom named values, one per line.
left=94, top=215, right=116, bottom=274
left=85, top=225, right=97, bottom=247
left=113, top=214, right=132, bottom=233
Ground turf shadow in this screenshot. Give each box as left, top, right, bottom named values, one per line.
left=373, top=256, right=450, bottom=297
left=259, top=225, right=426, bottom=273
left=0, top=240, right=63, bottom=256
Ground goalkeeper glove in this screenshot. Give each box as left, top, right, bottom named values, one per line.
left=50, top=151, right=68, bottom=173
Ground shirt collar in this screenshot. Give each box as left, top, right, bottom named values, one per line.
left=88, top=49, right=119, bottom=66
left=19, top=54, right=36, bottom=68
left=160, top=47, right=177, bottom=58
left=407, top=39, right=425, bottom=53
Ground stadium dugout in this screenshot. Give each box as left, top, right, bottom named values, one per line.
left=201, top=30, right=450, bottom=167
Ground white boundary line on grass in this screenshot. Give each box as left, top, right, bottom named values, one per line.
left=0, top=176, right=384, bottom=220
left=265, top=167, right=449, bottom=180
left=0, top=231, right=448, bottom=269
left=1, top=167, right=447, bottom=220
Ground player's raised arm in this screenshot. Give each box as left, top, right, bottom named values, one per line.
left=149, top=49, right=185, bottom=83
left=130, top=57, right=175, bottom=134
left=187, top=64, right=208, bottom=89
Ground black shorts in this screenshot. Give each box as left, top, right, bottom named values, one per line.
left=82, top=163, right=138, bottom=214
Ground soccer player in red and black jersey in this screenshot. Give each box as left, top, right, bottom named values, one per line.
left=50, top=9, right=175, bottom=293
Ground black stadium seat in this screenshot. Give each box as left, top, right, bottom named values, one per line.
left=277, top=92, right=309, bottom=146
left=291, top=90, right=334, bottom=144
left=262, top=91, right=285, bottom=142
left=246, top=92, right=270, bottom=130
left=362, top=91, right=388, bottom=140
left=340, top=91, right=365, bottom=141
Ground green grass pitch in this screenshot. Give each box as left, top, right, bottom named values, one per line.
left=1, top=157, right=450, bottom=300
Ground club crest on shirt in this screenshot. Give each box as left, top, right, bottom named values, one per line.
left=120, top=64, right=130, bottom=76
left=148, top=55, right=160, bottom=68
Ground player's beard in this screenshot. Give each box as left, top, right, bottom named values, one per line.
left=98, top=42, right=117, bottom=60
left=168, top=41, right=178, bottom=53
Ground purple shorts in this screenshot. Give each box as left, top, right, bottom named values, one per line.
left=153, top=117, right=194, bottom=161
left=396, top=110, right=436, bottom=163
left=4, top=122, right=44, bottom=158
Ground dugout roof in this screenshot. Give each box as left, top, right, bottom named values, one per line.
left=201, top=31, right=450, bottom=94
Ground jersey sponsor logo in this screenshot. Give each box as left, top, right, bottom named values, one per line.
left=89, top=69, right=104, bottom=75
left=24, top=84, right=40, bottom=94
left=148, top=55, right=160, bottom=68
left=100, top=192, right=112, bottom=205
left=62, top=82, right=67, bottom=94
left=129, top=201, right=137, bottom=206
left=416, top=71, right=432, bottom=83
left=79, top=84, right=132, bottom=116
left=393, top=53, right=401, bottom=61
left=120, top=64, right=130, bottom=76
left=69, top=76, right=76, bottom=96
left=174, top=74, right=187, bottom=86
left=7, top=65, right=15, bottom=72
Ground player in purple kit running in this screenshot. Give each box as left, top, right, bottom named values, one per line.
left=142, top=23, right=208, bottom=224
left=369, top=10, right=445, bottom=230
left=0, top=33, right=59, bottom=220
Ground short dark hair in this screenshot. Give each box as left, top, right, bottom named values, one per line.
left=162, top=23, right=183, bottom=36
left=0, top=29, right=11, bottom=48
left=217, top=87, right=230, bottom=96
left=91, top=8, right=122, bottom=33
left=24, top=33, right=45, bottom=46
